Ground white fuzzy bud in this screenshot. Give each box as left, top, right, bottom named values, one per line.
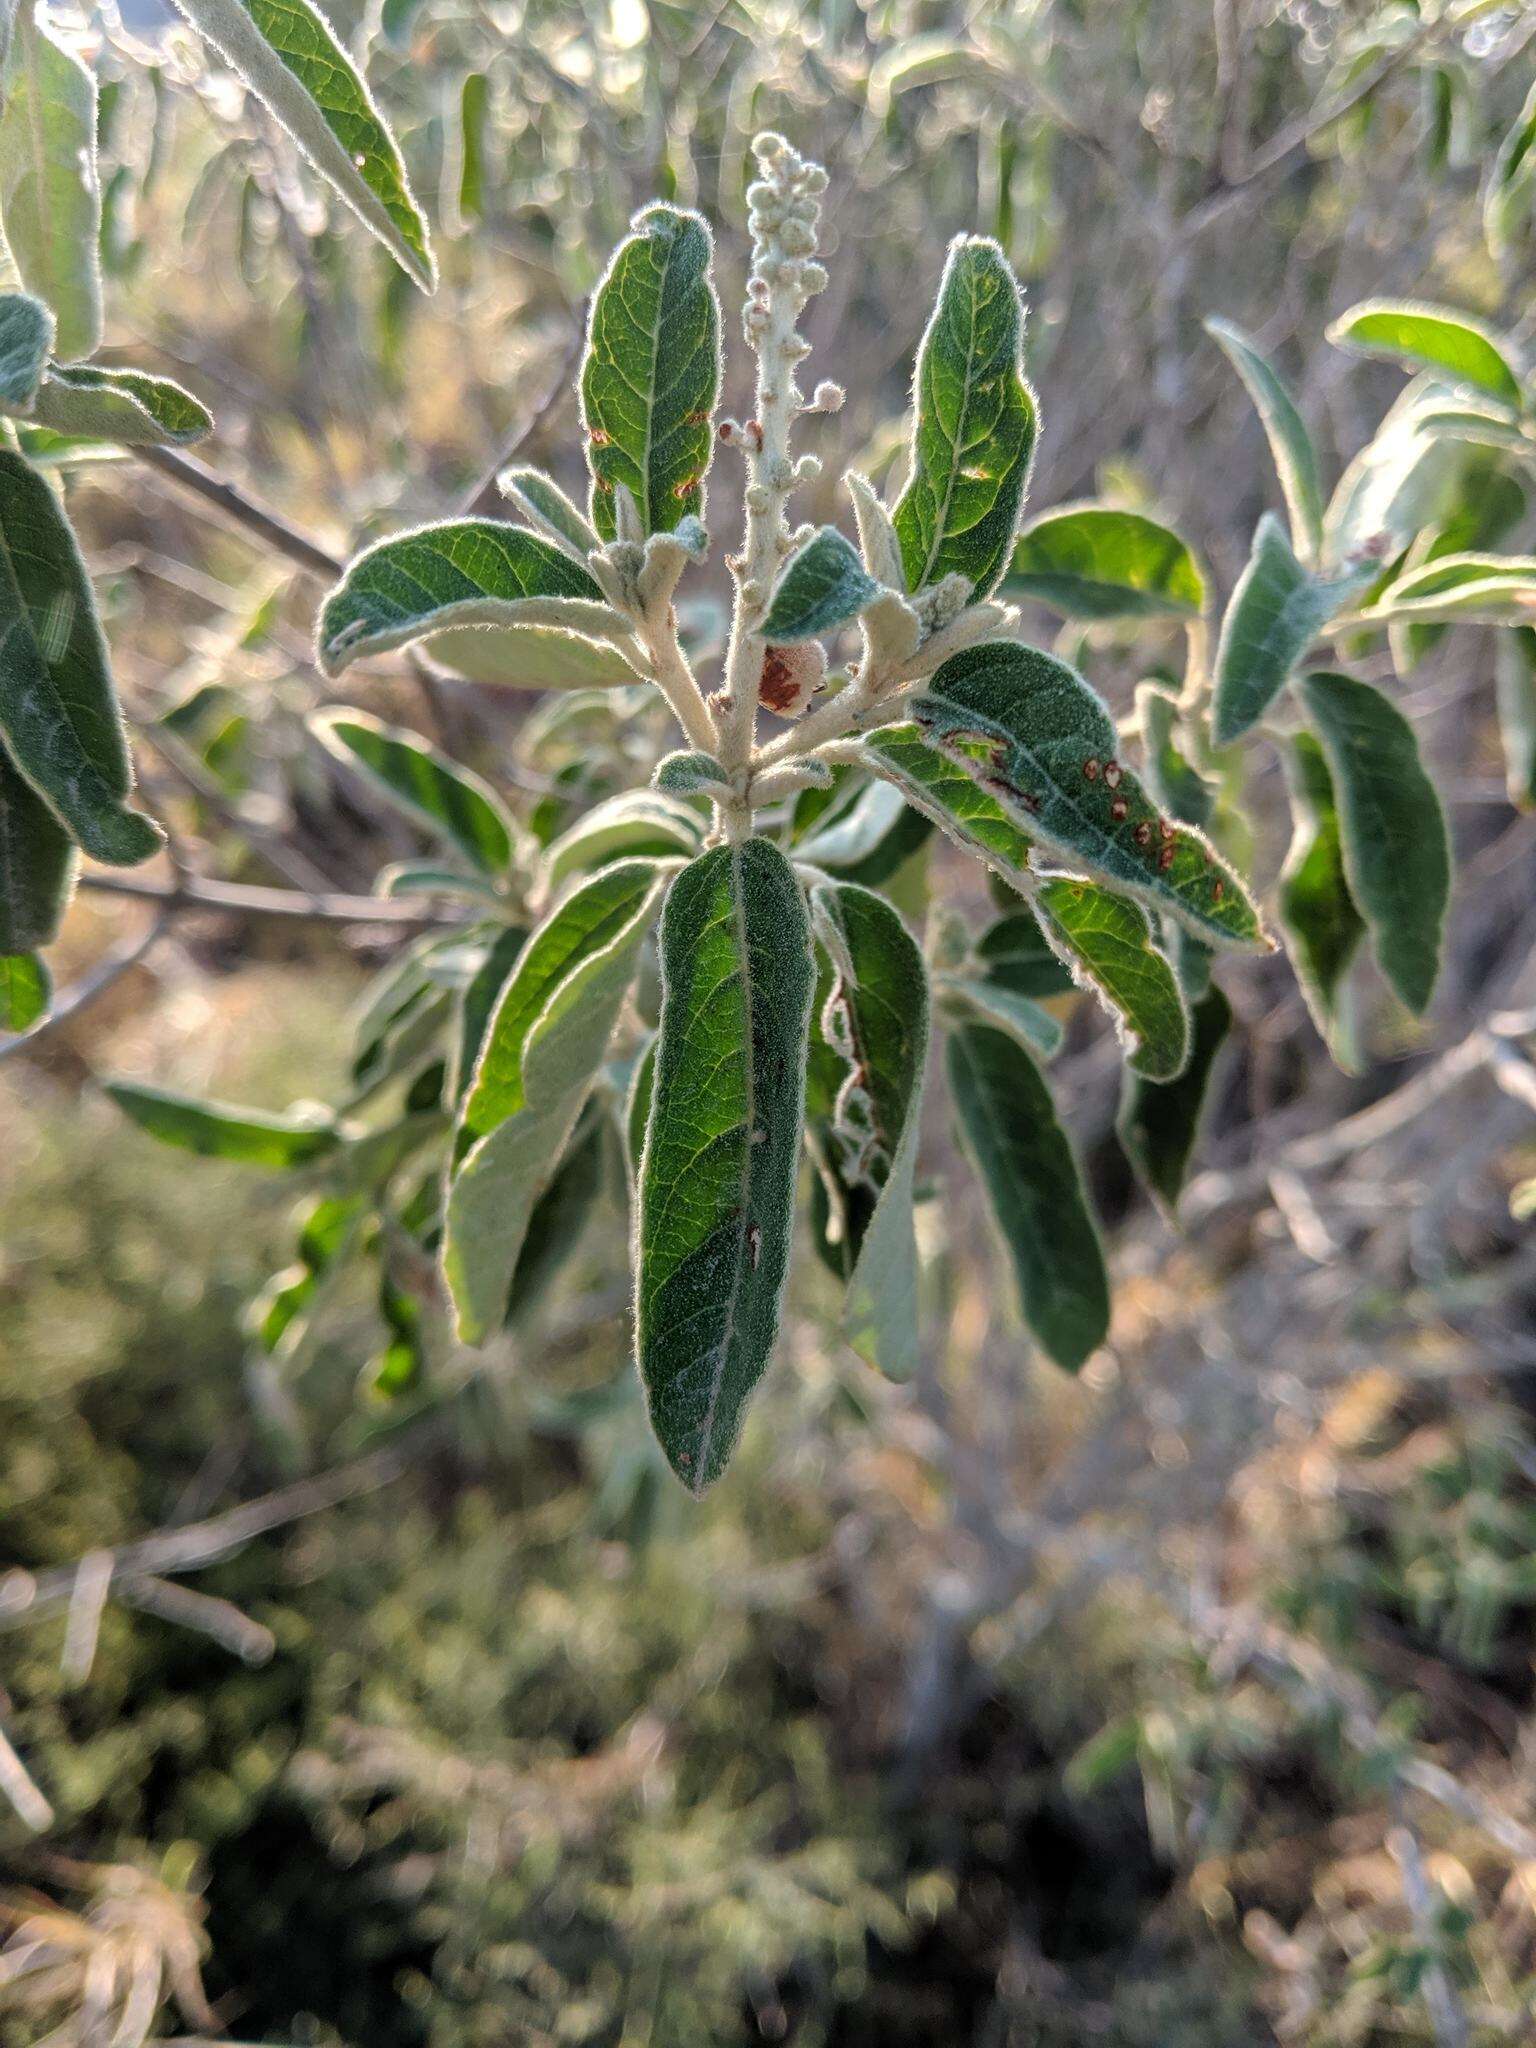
left=810, top=380, right=845, bottom=412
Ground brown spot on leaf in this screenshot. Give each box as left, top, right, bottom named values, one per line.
left=1111, top=797, right=1128, bottom=821
left=1083, top=757, right=1101, bottom=781
left=1103, top=760, right=1122, bottom=788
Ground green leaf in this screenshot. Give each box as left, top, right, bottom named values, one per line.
left=940, top=973, right=1063, bottom=1060
left=0, top=7, right=102, bottom=362
left=793, top=778, right=932, bottom=886
left=451, top=921, right=528, bottom=1102
left=1205, top=317, right=1325, bottom=561
left=1004, top=504, right=1205, bottom=620
left=104, top=1081, right=339, bottom=1166
left=1137, top=682, right=1214, bottom=830
left=860, top=720, right=1038, bottom=894
left=1034, top=877, right=1189, bottom=1081
left=0, top=948, right=49, bottom=1031
left=0, top=293, right=53, bottom=410
left=1296, top=671, right=1450, bottom=1015
left=946, top=1022, right=1108, bottom=1372
left=27, top=364, right=213, bottom=447
left=1211, top=514, right=1341, bottom=746
left=810, top=881, right=930, bottom=1381
left=1352, top=553, right=1536, bottom=628
left=374, top=861, right=504, bottom=905
left=636, top=839, right=814, bottom=1492
left=541, top=790, right=702, bottom=890
left=317, top=521, right=620, bottom=675
left=168, top=0, right=435, bottom=289
left=1277, top=730, right=1366, bottom=1060
left=506, top=1104, right=606, bottom=1325
left=1385, top=464, right=1526, bottom=672
left=444, top=864, right=667, bottom=1344
left=1328, top=300, right=1522, bottom=411
left=1323, top=380, right=1466, bottom=570
left=1496, top=627, right=1536, bottom=811
left=310, top=708, right=517, bottom=876
left=498, top=465, right=598, bottom=559
left=1116, top=985, right=1233, bottom=1214
left=0, top=450, right=161, bottom=865
left=761, top=527, right=882, bottom=641
left=580, top=204, right=720, bottom=540
left=0, top=736, right=75, bottom=951
left=975, top=908, right=1074, bottom=999
left=1486, top=81, right=1536, bottom=264
left=653, top=747, right=729, bottom=798
left=913, top=641, right=1267, bottom=951
left=427, top=622, right=641, bottom=691
left=625, top=1034, right=656, bottom=1181
left=893, top=236, right=1038, bottom=598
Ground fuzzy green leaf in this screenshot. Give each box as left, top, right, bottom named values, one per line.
left=860, top=721, right=1038, bottom=894
left=506, top=1105, right=606, bottom=1326
left=940, top=974, right=1063, bottom=1060
left=1496, top=627, right=1536, bottom=811
left=1278, top=730, right=1365, bottom=1062
left=653, top=747, right=729, bottom=798
left=1486, top=81, right=1536, bottom=264
left=317, top=521, right=620, bottom=675
left=427, top=623, right=641, bottom=691
left=793, top=778, right=932, bottom=887
left=1328, top=301, right=1522, bottom=411
left=1117, top=985, right=1233, bottom=1214
left=27, top=364, right=213, bottom=447
left=0, top=8, right=102, bottom=362
left=1004, top=504, right=1205, bottom=620
left=1205, top=317, right=1325, bottom=561
left=1352, top=553, right=1536, bottom=629
left=1137, top=683, right=1215, bottom=830
left=541, top=790, right=702, bottom=890
left=0, top=737, right=75, bottom=951
left=893, top=236, right=1038, bottom=598
left=0, top=451, right=161, bottom=865
left=498, top=465, right=598, bottom=558
left=761, top=527, right=882, bottom=642
left=0, top=948, right=49, bottom=1032
left=810, top=881, right=930, bottom=1382
left=0, top=293, right=53, bottom=410
left=105, top=1081, right=339, bottom=1166
left=1211, top=514, right=1342, bottom=746
left=169, top=0, right=435, bottom=288
left=450, top=922, right=528, bottom=1101
left=1035, top=877, right=1189, bottom=1081
left=580, top=204, right=720, bottom=540
left=1296, top=671, right=1449, bottom=1015
left=312, top=708, right=518, bottom=876
left=947, top=1022, right=1108, bottom=1372
left=1324, top=381, right=1469, bottom=570
left=975, top=908, right=1074, bottom=999
left=912, top=641, right=1266, bottom=951
left=636, top=839, right=814, bottom=1492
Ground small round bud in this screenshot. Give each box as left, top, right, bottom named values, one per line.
left=800, top=262, right=829, bottom=294
left=811, top=380, right=845, bottom=412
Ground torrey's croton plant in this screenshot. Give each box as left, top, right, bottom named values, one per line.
left=23, top=110, right=1520, bottom=1491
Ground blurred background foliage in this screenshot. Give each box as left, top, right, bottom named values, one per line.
left=5, top=0, right=1536, bottom=2040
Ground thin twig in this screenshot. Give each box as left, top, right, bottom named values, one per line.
left=78, top=870, right=460, bottom=928
left=136, top=446, right=344, bottom=582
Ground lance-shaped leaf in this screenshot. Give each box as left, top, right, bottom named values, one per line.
left=1004, top=505, right=1205, bottom=620
left=0, top=949, right=48, bottom=1032
left=794, top=778, right=932, bottom=887
left=1117, top=985, right=1233, bottom=1215
left=1296, top=671, right=1449, bottom=1015
left=761, top=527, right=882, bottom=642
left=636, top=839, right=814, bottom=1492
left=810, top=881, right=930, bottom=1381
left=0, top=294, right=53, bottom=411
left=311, top=708, right=517, bottom=876
left=27, top=364, right=213, bottom=447
left=580, top=204, right=720, bottom=541
left=1487, top=81, right=1536, bottom=265
left=428, top=623, right=641, bottom=691
left=168, top=0, right=434, bottom=289
left=0, top=8, right=102, bottom=362
left=450, top=922, right=528, bottom=1101
left=947, top=1022, right=1108, bottom=1372
left=940, top=974, right=1062, bottom=1060
left=1211, top=514, right=1341, bottom=746
left=1349, top=553, right=1536, bottom=628
left=1035, top=878, right=1188, bottom=1080
left=1138, top=683, right=1215, bottom=829
left=1328, top=301, right=1522, bottom=411
left=1205, top=317, right=1325, bottom=561
left=541, top=790, right=702, bottom=891
left=445, top=864, right=667, bottom=1343
left=317, top=521, right=622, bottom=675
left=860, top=721, right=1037, bottom=893
left=498, top=465, right=598, bottom=559
left=893, top=236, right=1038, bottom=598
left=104, top=1082, right=339, bottom=1166
left=506, top=1103, right=607, bottom=1326
left=0, top=451, right=161, bottom=865
left=913, top=641, right=1266, bottom=951
left=1496, top=627, right=1536, bottom=811
left=1278, top=729, right=1365, bottom=1062
left=1324, top=381, right=1466, bottom=571
left=0, top=738, right=75, bottom=951
left=653, top=747, right=729, bottom=799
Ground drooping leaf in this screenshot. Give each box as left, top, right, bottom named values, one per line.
left=793, top=778, right=932, bottom=887
left=444, top=865, right=667, bottom=1344
left=912, top=641, right=1266, bottom=951
left=580, top=204, right=720, bottom=540
left=810, top=880, right=930, bottom=1381
left=310, top=708, right=518, bottom=876
left=761, top=527, right=882, bottom=641
left=0, top=738, right=75, bottom=951
left=1328, top=300, right=1522, bottom=411
left=1277, top=729, right=1366, bottom=1061
left=1496, top=627, right=1536, bottom=811
left=636, top=839, right=814, bottom=1492
left=1035, top=877, right=1189, bottom=1081
left=541, top=790, right=703, bottom=890
left=1296, top=671, right=1450, bottom=1015
left=0, top=7, right=102, bottom=362
left=0, top=293, right=53, bottom=410
left=1211, top=514, right=1343, bottom=746
left=0, top=948, right=49, bottom=1031
left=104, top=1081, right=339, bottom=1166
left=1004, top=504, right=1205, bottom=620
left=1116, top=985, right=1233, bottom=1214
left=1205, top=317, right=1325, bottom=561
left=893, top=236, right=1038, bottom=598
left=1350, top=553, right=1536, bottom=629
left=27, top=364, right=213, bottom=447
left=498, top=465, right=598, bottom=559
left=0, top=450, right=161, bottom=865
left=168, top=0, right=435, bottom=289
left=427, top=622, right=641, bottom=691
left=317, top=521, right=622, bottom=674
left=946, top=1022, right=1108, bottom=1372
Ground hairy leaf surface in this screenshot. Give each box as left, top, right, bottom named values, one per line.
left=1351, top=553, right=1536, bottom=628
left=0, top=294, right=52, bottom=410
left=105, top=1082, right=339, bottom=1166
left=1278, top=730, right=1365, bottom=1062
left=428, top=623, right=641, bottom=691
left=940, top=974, right=1062, bottom=1060
left=542, top=790, right=703, bottom=889
left=1004, top=505, right=1204, bottom=619
left=1211, top=514, right=1339, bottom=745
left=860, top=721, right=1037, bottom=892
left=498, top=465, right=598, bottom=558
left=1035, top=878, right=1189, bottom=1081
left=793, top=778, right=932, bottom=887
left=1116, top=985, right=1233, bottom=1214
left=28, top=364, right=213, bottom=447
left=312, top=708, right=518, bottom=875
left=975, top=908, right=1074, bottom=998
left=1328, top=301, right=1522, bottom=409
left=1205, top=317, right=1324, bottom=560
left=0, top=738, right=75, bottom=951
left=0, top=8, right=102, bottom=361
left=761, top=527, right=882, bottom=641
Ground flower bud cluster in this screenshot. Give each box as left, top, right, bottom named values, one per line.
left=744, top=132, right=830, bottom=365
